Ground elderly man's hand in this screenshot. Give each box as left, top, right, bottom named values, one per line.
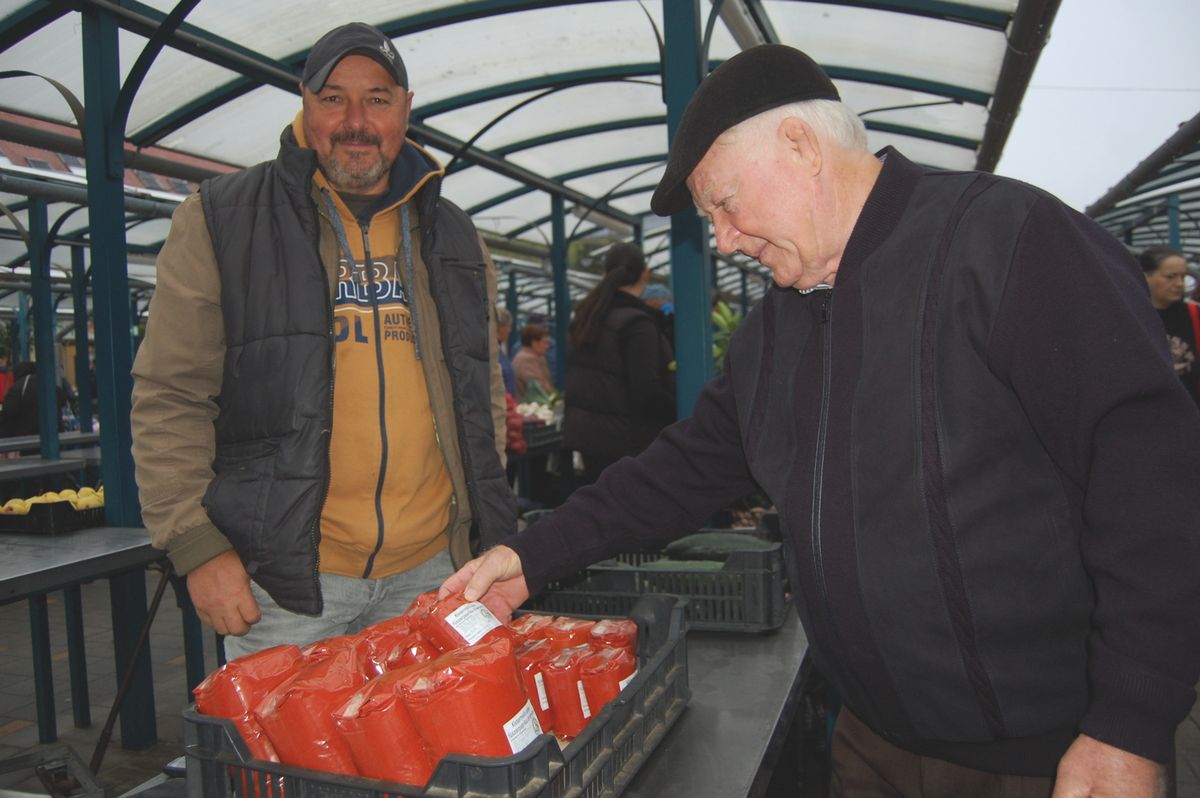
left=438, top=545, right=529, bottom=623
left=186, top=549, right=261, bottom=636
left=1052, top=734, right=1165, bottom=798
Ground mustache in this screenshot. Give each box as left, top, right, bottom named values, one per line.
left=330, top=129, right=382, bottom=146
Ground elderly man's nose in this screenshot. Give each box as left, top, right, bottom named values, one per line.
left=712, top=218, right=739, bottom=254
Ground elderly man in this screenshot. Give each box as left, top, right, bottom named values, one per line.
left=442, top=45, right=1200, bottom=797
left=132, top=22, right=516, bottom=659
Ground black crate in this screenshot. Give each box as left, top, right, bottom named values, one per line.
left=529, top=537, right=787, bottom=633
left=183, top=594, right=689, bottom=798
left=522, top=421, right=561, bottom=451
left=0, top=501, right=105, bottom=535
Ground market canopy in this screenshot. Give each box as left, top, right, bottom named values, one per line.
left=0, top=0, right=1057, bottom=309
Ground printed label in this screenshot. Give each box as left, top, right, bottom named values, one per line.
left=618, top=669, right=638, bottom=691
left=445, top=601, right=503, bottom=645
left=504, top=700, right=543, bottom=751
left=576, top=680, right=592, bottom=719
left=534, top=672, right=550, bottom=710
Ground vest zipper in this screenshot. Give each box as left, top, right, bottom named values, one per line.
left=360, top=220, right=389, bottom=579
left=310, top=193, right=339, bottom=608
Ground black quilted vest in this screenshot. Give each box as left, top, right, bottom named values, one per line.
left=199, top=131, right=516, bottom=615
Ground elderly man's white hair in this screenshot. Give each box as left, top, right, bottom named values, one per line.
left=724, top=99, right=868, bottom=151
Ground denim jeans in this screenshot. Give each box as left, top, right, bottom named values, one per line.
left=222, top=549, right=454, bottom=661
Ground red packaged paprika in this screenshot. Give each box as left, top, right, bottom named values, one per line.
left=193, top=644, right=304, bottom=763
left=301, top=635, right=375, bottom=675
left=541, top=617, right=595, bottom=653
left=509, top=613, right=554, bottom=642
left=541, top=645, right=593, bottom=739
left=254, top=647, right=369, bottom=776
left=579, top=645, right=638, bottom=713
left=334, top=669, right=434, bottom=787
left=588, top=619, right=638, bottom=655
left=422, top=591, right=513, bottom=653
left=399, top=636, right=542, bottom=761
left=514, top=637, right=556, bottom=735
left=403, top=590, right=439, bottom=621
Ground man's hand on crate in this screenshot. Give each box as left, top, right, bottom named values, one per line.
left=439, top=545, right=529, bottom=623
left=187, top=549, right=262, bottom=636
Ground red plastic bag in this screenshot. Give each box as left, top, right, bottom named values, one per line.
left=579, top=646, right=638, bottom=713
left=399, top=636, right=541, bottom=761
left=404, top=590, right=439, bottom=621
left=509, top=613, right=554, bottom=642
left=514, top=637, right=556, bottom=735
left=421, top=591, right=513, bottom=653
left=193, top=644, right=305, bottom=763
left=254, top=648, right=370, bottom=775
left=541, top=645, right=594, bottom=739
left=589, top=619, right=638, bottom=655
left=301, top=635, right=375, bottom=675
left=541, top=617, right=595, bottom=653
left=334, top=668, right=434, bottom=786
left=194, top=644, right=305, bottom=718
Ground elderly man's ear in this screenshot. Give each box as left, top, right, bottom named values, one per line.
left=780, top=116, right=823, bottom=176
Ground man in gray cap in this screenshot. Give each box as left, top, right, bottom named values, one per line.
left=443, top=44, right=1200, bottom=797
left=132, top=22, right=516, bottom=659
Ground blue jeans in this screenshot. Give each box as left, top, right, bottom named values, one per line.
left=222, top=549, right=454, bottom=661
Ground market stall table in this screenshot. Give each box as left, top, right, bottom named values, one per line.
left=0, top=526, right=172, bottom=749
left=0, top=430, right=101, bottom=454
left=624, top=612, right=812, bottom=798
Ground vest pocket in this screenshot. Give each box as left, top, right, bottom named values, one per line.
left=435, top=260, right=489, bottom=361
left=203, top=437, right=281, bottom=566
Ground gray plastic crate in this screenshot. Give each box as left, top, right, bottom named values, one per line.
left=529, top=520, right=787, bottom=633
left=183, top=594, right=688, bottom=798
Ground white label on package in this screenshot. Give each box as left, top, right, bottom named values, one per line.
left=618, top=669, right=639, bottom=691
left=576, top=680, right=592, bottom=718
left=445, top=601, right=503, bottom=645
left=504, top=700, right=543, bottom=752
left=534, top=672, right=550, bottom=710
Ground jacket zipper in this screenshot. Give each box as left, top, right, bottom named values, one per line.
left=360, top=220, right=389, bottom=578
left=811, top=289, right=839, bottom=650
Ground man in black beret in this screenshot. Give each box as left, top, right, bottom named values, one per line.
left=133, top=22, right=516, bottom=659
left=442, top=44, right=1200, bottom=797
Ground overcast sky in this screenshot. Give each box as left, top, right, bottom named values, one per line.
left=994, top=0, right=1200, bottom=212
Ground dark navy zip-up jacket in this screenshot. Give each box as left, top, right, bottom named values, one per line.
left=507, top=149, right=1200, bottom=774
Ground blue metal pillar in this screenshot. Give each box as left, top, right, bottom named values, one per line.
left=663, top=0, right=712, bottom=417
left=17, top=292, right=29, bottom=362
left=82, top=6, right=155, bottom=748
left=71, top=246, right=93, bottom=432
left=550, top=195, right=570, bottom=389
left=27, top=198, right=60, bottom=458
left=1168, top=193, right=1181, bottom=250
left=506, top=272, right=519, bottom=351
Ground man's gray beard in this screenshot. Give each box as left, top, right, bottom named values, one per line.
left=320, top=152, right=389, bottom=193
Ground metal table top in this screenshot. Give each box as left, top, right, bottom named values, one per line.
left=0, top=431, right=101, bottom=453
left=0, top=526, right=160, bottom=604
left=624, top=613, right=810, bottom=798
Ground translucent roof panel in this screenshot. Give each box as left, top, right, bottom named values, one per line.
left=0, top=0, right=1046, bottom=310
left=759, top=2, right=1009, bottom=96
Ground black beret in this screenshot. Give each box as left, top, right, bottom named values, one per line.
left=650, top=44, right=840, bottom=216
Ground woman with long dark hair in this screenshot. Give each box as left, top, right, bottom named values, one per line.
left=563, top=243, right=675, bottom=485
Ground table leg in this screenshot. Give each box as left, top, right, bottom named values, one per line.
left=63, top=584, right=91, bottom=728
left=108, top=569, right=156, bottom=749
left=28, top=593, right=56, bottom=743
left=169, top=573, right=206, bottom=696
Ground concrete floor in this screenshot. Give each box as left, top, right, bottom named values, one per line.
left=0, top=574, right=1196, bottom=797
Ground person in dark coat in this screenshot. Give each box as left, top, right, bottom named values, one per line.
left=562, top=243, right=675, bottom=485
left=0, top=361, right=67, bottom=437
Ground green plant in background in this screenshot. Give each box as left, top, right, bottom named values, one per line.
left=668, top=300, right=743, bottom=374
left=711, top=301, right=741, bottom=373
